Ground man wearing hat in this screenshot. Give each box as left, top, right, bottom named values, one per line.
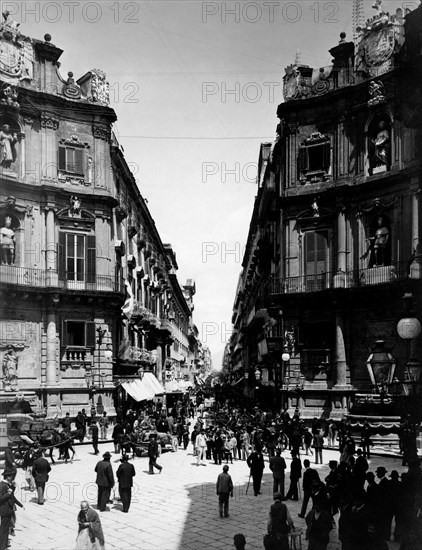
left=216, top=464, right=233, bottom=518
left=376, top=466, right=392, bottom=541
left=0, top=469, right=24, bottom=550
left=266, top=492, right=294, bottom=550
left=147, top=433, right=163, bottom=474
left=32, top=450, right=51, bottom=505
left=116, top=454, right=136, bottom=513
left=94, top=451, right=115, bottom=512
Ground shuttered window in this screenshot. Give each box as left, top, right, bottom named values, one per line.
left=62, top=320, right=96, bottom=348
left=58, top=146, right=84, bottom=175
left=298, top=141, right=331, bottom=174
left=58, top=233, right=96, bottom=283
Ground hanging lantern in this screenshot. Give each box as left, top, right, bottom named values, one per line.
left=397, top=318, right=421, bottom=340
left=366, top=340, right=396, bottom=387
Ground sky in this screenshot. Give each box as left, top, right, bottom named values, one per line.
left=12, top=0, right=415, bottom=369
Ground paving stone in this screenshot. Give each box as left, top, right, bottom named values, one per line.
left=10, top=439, right=407, bottom=550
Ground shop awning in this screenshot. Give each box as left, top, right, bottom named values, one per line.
left=121, top=372, right=165, bottom=402
left=164, top=379, right=183, bottom=393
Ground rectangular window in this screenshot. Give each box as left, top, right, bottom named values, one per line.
left=58, top=146, right=84, bottom=175
left=62, top=320, right=96, bottom=348
left=298, top=141, right=331, bottom=176
left=58, top=233, right=96, bottom=285
left=304, top=231, right=328, bottom=291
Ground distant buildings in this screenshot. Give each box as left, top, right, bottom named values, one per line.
left=228, top=4, right=422, bottom=418
left=0, top=15, right=208, bottom=417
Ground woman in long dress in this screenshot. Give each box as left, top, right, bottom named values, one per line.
left=75, top=501, right=105, bottom=550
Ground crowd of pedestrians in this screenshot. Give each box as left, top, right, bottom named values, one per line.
left=3, top=398, right=422, bottom=550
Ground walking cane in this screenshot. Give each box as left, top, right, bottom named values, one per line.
left=245, top=472, right=252, bottom=495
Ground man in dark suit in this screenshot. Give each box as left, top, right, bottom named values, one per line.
left=95, top=451, right=115, bottom=511
left=299, top=458, right=320, bottom=518
left=90, top=421, right=99, bottom=455
left=269, top=448, right=286, bottom=497
left=32, top=451, right=51, bottom=505
left=148, top=433, right=162, bottom=474
left=247, top=449, right=265, bottom=496
left=0, top=469, right=24, bottom=550
left=284, top=450, right=302, bottom=501
left=116, top=454, right=136, bottom=513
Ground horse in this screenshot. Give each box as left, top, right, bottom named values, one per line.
left=38, top=429, right=82, bottom=464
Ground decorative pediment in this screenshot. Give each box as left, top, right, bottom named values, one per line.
left=303, top=132, right=330, bottom=145
left=57, top=202, right=95, bottom=229
left=60, top=135, right=89, bottom=148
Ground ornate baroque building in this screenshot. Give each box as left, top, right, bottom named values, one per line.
left=229, top=4, right=422, bottom=418
left=0, top=16, right=205, bottom=417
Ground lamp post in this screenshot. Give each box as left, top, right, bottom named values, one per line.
left=396, top=293, right=422, bottom=421
left=85, top=326, right=112, bottom=411
left=281, top=352, right=290, bottom=410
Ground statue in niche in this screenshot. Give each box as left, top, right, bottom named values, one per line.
left=3, top=348, right=18, bottom=390
left=0, top=124, right=18, bottom=168
left=361, top=216, right=390, bottom=267
left=0, top=216, right=15, bottom=264
left=372, top=121, right=391, bottom=170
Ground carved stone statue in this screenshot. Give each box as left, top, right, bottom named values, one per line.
left=0, top=124, right=17, bottom=167
left=69, top=195, right=81, bottom=217
left=3, top=348, right=18, bottom=390
left=0, top=216, right=15, bottom=264
left=368, top=80, right=386, bottom=107
left=361, top=216, right=390, bottom=267
left=372, top=121, right=391, bottom=169
left=311, top=198, right=320, bottom=218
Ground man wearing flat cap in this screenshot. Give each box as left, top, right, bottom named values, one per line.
left=95, top=451, right=115, bottom=512
left=116, top=454, right=136, bottom=513
left=266, top=492, right=294, bottom=550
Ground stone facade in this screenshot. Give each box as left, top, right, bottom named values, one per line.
left=0, top=16, right=205, bottom=418
left=228, top=4, right=422, bottom=419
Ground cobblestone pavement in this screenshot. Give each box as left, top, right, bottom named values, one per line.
left=11, top=440, right=407, bottom=550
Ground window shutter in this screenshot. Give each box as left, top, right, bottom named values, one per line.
left=86, top=235, right=96, bottom=284
left=75, top=149, right=84, bottom=175
left=322, top=141, right=331, bottom=170
left=58, top=232, right=66, bottom=280
left=86, top=322, right=96, bottom=348
left=58, top=146, right=66, bottom=171
left=298, top=146, right=308, bottom=172
left=62, top=320, right=68, bottom=346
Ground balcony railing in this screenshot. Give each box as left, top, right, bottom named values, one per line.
left=269, top=262, right=410, bottom=295
left=0, top=265, right=125, bottom=293
left=301, top=349, right=332, bottom=369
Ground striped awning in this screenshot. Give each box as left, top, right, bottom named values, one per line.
left=121, top=372, right=165, bottom=402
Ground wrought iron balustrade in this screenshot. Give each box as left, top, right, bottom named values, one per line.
left=269, top=262, right=409, bottom=295
left=0, top=265, right=124, bottom=293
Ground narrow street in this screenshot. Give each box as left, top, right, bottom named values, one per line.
left=11, top=439, right=405, bottom=550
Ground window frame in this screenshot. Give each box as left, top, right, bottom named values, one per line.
left=62, top=320, right=96, bottom=349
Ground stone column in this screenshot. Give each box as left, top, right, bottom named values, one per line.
left=335, top=312, right=347, bottom=386
left=155, top=341, right=163, bottom=385
left=337, top=208, right=346, bottom=272
left=410, top=191, right=422, bottom=278
left=46, top=207, right=55, bottom=271
left=46, top=311, right=57, bottom=386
